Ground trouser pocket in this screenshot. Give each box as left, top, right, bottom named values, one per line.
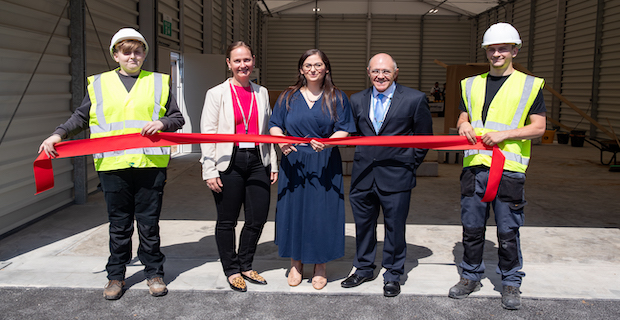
left=460, top=168, right=476, bottom=197
left=498, top=172, right=527, bottom=210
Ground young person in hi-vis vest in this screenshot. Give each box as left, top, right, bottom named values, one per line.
left=448, top=23, right=546, bottom=310
left=39, top=28, right=185, bottom=300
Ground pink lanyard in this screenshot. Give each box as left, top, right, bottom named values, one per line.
left=230, top=81, right=256, bottom=134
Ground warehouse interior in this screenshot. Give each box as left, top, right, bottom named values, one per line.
left=2, top=0, right=618, bottom=236
left=0, top=0, right=619, bottom=307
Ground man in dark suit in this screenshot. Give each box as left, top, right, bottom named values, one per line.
left=341, top=53, right=433, bottom=297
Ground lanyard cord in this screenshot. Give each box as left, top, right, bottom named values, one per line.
left=230, top=81, right=256, bottom=134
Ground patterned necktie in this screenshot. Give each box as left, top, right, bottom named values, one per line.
left=374, top=93, right=385, bottom=132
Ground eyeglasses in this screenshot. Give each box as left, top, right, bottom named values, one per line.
left=302, top=62, right=325, bottom=70
left=370, top=69, right=393, bottom=76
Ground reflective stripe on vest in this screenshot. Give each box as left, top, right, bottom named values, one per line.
left=461, top=71, right=544, bottom=172
left=88, top=70, right=170, bottom=170
left=464, top=149, right=530, bottom=166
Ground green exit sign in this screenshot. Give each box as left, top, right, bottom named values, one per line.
left=162, top=14, right=172, bottom=36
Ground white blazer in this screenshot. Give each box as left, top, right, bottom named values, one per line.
left=200, top=79, right=278, bottom=180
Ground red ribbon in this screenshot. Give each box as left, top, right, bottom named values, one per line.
left=33, top=133, right=504, bottom=202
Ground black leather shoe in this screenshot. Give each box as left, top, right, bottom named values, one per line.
left=383, top=281, right=400, bottom=297
left=341, top=274, right=373, bottom=288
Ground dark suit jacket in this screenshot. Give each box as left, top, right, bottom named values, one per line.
left=350, top=83, right=433, bottom=192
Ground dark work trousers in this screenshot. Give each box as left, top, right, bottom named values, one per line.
left=349, top=182, right=412, bottom=282
left=98, top=167, right=167, bottom=281
left=459, top=166, right=526, bottom=287
left=213, top=147, right=271, bottom=278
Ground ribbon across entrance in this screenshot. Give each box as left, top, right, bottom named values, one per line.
left=33, top=133, right=505, bottom=202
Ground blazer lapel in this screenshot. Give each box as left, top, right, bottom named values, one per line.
left=223, top=79, right=235, bottom=131
left=250, top=82, right=265, bottom=134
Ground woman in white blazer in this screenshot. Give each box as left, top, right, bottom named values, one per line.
left=200, top=41, right=278, bottom=292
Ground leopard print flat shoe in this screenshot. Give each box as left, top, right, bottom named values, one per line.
left=242, top=270, right=267, bottom=285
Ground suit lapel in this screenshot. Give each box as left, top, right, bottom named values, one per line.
left=361, top=89, right=375, bottom=134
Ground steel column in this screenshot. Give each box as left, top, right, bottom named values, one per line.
left=589, top=0, right=604, bottom=139
left=70, top=0, right=87, bottom=204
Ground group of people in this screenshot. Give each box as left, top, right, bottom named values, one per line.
left=39, top=22, right=545, bottom=310
left=201, top=43, right=434, bottom=297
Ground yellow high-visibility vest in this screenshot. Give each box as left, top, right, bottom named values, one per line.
left=461, top=70, right=545, bottom=173
left=88, top=69, right=171, bottom=171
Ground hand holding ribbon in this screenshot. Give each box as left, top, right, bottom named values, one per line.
left=33, top=133, right=504, bottom=202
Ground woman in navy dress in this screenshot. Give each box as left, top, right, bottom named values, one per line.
left=269, top=49, right=355, bottom=290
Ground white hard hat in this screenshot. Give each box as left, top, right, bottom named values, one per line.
left=109, top=28, right=149, bottom=58
left=481, top=23, right=522, bottom=49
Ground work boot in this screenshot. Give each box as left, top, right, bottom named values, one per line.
left=147, top=277, right=168, bottom=297
left=103, top=280, right=125, bottom=300
left=448, top=277, right=481, bottom=299
left=501, top=285, right=521, bottom=310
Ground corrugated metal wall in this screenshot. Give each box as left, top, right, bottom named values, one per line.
left=0, top=0, right=73, bottom=236
left=212, top=0, right=224, bottom=53
left=236, top=0, right=247, bottom=42
left=185, top=0, right=205, bottom=53
left=264, top=14, right=473, bottom=93
left=598, top=0, right=620, bottom=136
left=250, top=2, right=262, bottom=68
left=530, top=0, right=557, bottom=111
left=420, top=16, right=472, bottom=94
left=226, top=0, right=234, bottom=44
left=370, top=17, right=420, bottom=89
left=159, top=0, right=181, bottom=50
left=475, top=12, right=490, bottom=62
left=263, top=16, right=315, bottom=90
left=512, top=0, right=532, bottom=70
left=560, top=0, right=597, bottom=132
left=318, top=17, right=367, bottom=91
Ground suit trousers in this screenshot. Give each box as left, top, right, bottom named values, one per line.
left=459, top=166, right=526, bottom=287
left=213, top=147, right=270, bottom=277
left=349, top=182, right=411, bottom=282
left=98, top=167, right=167, bottom=281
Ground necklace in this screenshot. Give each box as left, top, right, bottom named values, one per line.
left=302, top=87, right=323, bottom=103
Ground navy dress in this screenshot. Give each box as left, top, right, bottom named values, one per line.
left=269, top=90, right=355, bottom=264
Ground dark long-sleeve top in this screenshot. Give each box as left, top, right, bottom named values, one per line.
left=53, top=70, right=185, bottom=139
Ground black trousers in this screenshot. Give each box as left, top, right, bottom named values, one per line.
left=213, top=147, right=271, bottom=277
left=98, top=167, right=167, bottom=281
left=349, top=183, right=412, bottom=282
